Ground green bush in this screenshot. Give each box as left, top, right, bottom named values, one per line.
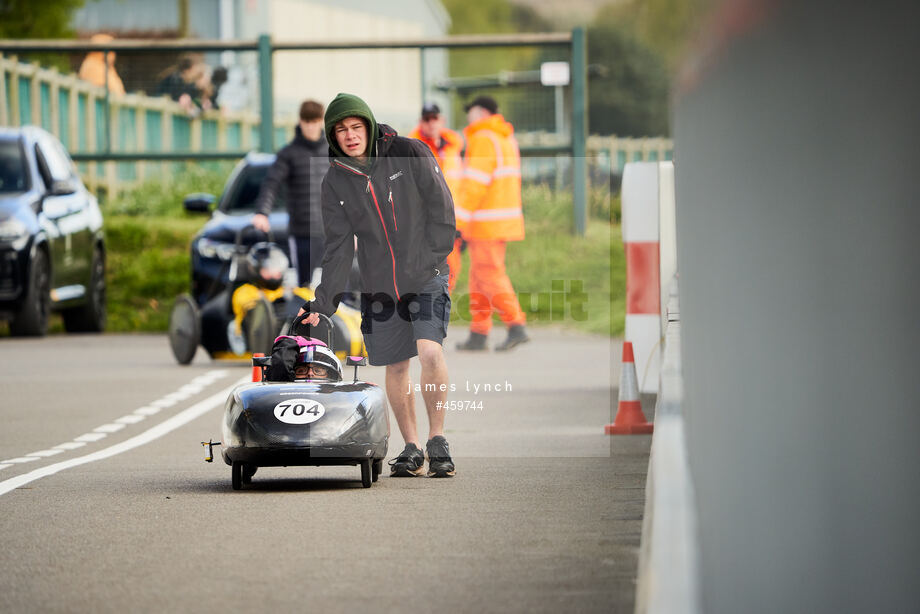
left=105, top=215, right=202, bottom=332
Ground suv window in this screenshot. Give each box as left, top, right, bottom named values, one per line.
left=0, top=140, right=29, bottom=193
left=223, top=165, right=285, bottom=213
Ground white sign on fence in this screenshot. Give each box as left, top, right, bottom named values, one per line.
left=540, top=62, right=570, bottom=87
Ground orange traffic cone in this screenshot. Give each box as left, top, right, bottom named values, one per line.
left=252, top=352, right=265, bottom=382
left=605, top=341, right=653, bottom=435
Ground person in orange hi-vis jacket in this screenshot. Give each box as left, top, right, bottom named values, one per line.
left=408, top=102, right=465, bottom=293
left=454, top=95, right=530, bottom=352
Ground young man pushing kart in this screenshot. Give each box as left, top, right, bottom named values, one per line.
left=298, top=93, right=457, bottom=477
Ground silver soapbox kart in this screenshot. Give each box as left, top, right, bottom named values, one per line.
left=207, top=315, right=389, bottom=489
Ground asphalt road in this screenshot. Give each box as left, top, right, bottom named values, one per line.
left=0, top=328, right=651, bottom=613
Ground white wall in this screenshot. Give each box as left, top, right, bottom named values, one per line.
left=270, top=0, right=425, bottom=132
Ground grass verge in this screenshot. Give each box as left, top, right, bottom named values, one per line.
left=101, top=179, right=624, bottom=336
left=449, top=184, right=624, bottom=336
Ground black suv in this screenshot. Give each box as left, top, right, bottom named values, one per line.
left=0, top=127, right=106, bottom=336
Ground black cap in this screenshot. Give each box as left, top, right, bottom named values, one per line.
left=421, top=102, right=441, bottom=117
left=464, top=95, right=498, bottom=114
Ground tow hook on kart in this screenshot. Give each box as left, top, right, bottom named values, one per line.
left=201, top=439, right=222, bottom=463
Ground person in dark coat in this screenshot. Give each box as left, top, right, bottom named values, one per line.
left=299, top=93, right=457, bottom=479
left=253, top=100, right=328, bottom=286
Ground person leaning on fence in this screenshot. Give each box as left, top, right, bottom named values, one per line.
left=154, top=56, right=200, bottom=114
left=78, top=33, right=126, bottom=96
left=297, top=93, right=457, bottom=478
left=454, top=95, right=530, bottom=352
left=408, top=101, right=465, bottom=294
left=252, top=100, right=329, bottom=287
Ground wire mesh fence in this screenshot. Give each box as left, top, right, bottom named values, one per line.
left=1, top=34, right=671, bottom=228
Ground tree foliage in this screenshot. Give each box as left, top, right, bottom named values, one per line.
left=441, top=0, right=554, bottom=77
left=586, top=20, right=670, bottom=136
left=0, top=0, right=86, bottom=39
left=593, top=0, right=709, bottom=69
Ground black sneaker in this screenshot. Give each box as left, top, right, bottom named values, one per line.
left=426, top=436, right=456, bottom=478
left=388, top=443, right=425, bottom=477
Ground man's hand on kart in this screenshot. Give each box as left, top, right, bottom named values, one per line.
left=297, top=306, right=320, bottom=326
left=252, top=213, right=270, bottom=233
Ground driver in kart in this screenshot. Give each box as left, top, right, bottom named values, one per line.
left=292, top=345, right=341, bottom=381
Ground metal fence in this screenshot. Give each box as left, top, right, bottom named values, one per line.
left=0, top=31, right=673, bottom=232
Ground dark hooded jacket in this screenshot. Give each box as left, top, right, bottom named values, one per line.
left=254, top=125, right=328, bottom=237
left=305, top=93, right=456, bottom=316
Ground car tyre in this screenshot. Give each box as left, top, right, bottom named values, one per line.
left=62, top=247, right=106, bottom=333
left=10, top=249, right=50, bottom=337
left=372, top=458, right=382, bottom=482
left=361, top=459, right=373, bottom=488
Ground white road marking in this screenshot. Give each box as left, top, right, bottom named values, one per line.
left=94, top=423, right=126, bottom=434
left=0, top=377, right=245, bottom=496
left=27, top=449, right=65, bottom=458
left=54, top=442, right=86, bottom=451
left=115, top=415, right=145, bottom=425
left=0, top=370, right=232, bottom=474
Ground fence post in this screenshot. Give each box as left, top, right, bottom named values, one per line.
left=0, top=55, right=7, bottom=125
left=571, top=26, right=588, bottom=236
left=258, top=33, right=273, bottom=153
left=29, top=63, right=41, bottom=127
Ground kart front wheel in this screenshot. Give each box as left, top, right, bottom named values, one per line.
left=168, top=295, right=200, bottom=365
left=372, top=459, right=382, bottom=483
left=360, top=459, right=372, bottom=488
left=231, top=461, right=242, bottom=490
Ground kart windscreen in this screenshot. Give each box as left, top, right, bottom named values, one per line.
left=222, top=164, right=286, bottom=214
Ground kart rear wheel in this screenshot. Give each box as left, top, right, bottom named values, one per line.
left=231, top=461, right=242, bottom=490
left=242, top=463, right=257, bottom=485
left=372, top=459, right=382, bottom=483
left=168, top=295, right=200, bottom=365
left=360, top=459, right=372, bottom=488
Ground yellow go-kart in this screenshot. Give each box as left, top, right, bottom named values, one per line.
left=168, top=232, right=365, bottom=364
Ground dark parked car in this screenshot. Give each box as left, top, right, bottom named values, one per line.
left=183, top=153, right=290, bottom=306
left=0, top=127, right=105, bottom=336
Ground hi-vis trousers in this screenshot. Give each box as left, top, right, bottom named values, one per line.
left=456, top=239, right=526, bottom=335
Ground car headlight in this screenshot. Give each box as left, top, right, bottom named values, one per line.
left=0, top=218, right=27, bottom=242
left=196, top=238, right=235, bottom=260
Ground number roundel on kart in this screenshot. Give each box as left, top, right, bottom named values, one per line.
left=272, top=398, right=326, bottom=425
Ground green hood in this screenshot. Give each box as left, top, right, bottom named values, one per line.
left=324, top=93, right=378, bottom=165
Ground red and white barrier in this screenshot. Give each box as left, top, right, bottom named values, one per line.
left=622, top=161, right=676, bottom=393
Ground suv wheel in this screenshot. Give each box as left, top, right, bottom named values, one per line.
left=63, top=247, right=107, bottom=333
left=10, top=249, right=50, bottom=337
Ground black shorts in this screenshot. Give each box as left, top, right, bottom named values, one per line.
left=360, top=274, right=450, bottom=366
